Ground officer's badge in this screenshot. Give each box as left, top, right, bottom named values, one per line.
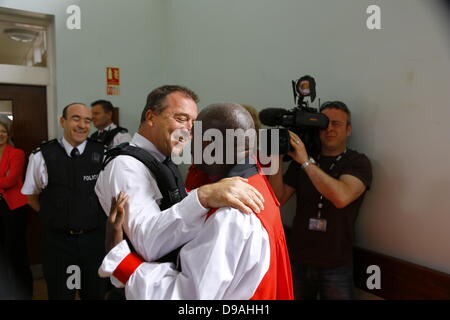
left=92, top=152, right=102, bottom=163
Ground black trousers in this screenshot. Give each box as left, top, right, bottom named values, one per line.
left=292, top=261, right=355, bottom=300
left=0, top=203, right=33, bottom=300
left=41, top=226, right=107, bottom=300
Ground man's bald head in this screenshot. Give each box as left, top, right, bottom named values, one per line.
left=194, top=103, right=257, bottom=176
left=197, top=102, right=255, bottom=133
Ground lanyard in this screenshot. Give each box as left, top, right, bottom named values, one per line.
left=316, top=149, right=347, bottom=219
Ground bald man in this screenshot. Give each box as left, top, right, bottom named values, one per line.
left=99, top=103, right=294, bottom=300
left=22, top=103, right=107, bottom=300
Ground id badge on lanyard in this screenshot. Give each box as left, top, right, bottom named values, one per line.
left=309, top=218, right=327, bottom=232
left=308, top=195, right=327, bottom=232
left=308, top=150, right=346, bottom=233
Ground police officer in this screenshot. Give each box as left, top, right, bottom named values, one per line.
left=22, top=103, right=106, bottom=300
left=95, top=86, right=267, bottom=300
left=90, top=100, right=131, bottom=148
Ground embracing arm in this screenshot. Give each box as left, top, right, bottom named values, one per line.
left=96, top=158, right=265, bottom=263
left=99, top=208, right=269, bottom=299
left=126, top=179, right=265, bottom=262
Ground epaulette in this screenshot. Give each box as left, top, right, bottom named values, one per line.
left=87, top=137, right=105, bottom=144
left=117, top=126, right=129, bottom=133
left=32, top=139, right=57, bottom=154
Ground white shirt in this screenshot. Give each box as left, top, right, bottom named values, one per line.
left=95, top=123, right=132, bottom=148
left=98, top=206, right=270, bottom=300
left=95, top=133, right=209, bottom=266
left=21, top=138, right=88, bottom=195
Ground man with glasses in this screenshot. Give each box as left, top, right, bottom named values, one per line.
left=269, top=101, right=372, bottom=300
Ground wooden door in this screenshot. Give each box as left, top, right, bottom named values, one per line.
left=0, top=84, right=48, bottom=265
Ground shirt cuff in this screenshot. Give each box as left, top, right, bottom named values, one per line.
left=98, top=240, right=131, bottom=287
left=20, top=186, right=39, bottom=195
left=190, top=188, right=209, bottom=211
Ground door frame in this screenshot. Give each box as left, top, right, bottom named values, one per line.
left=0, top=7, right=57, bottom=139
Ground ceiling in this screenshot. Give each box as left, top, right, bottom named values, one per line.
left=0, top=19, right=46, bottom=66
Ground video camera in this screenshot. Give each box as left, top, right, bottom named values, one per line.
left=259, top=75, right=329, bottom=159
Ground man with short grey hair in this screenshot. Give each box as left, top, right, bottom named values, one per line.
left=95, top=87, right=265, bottom=295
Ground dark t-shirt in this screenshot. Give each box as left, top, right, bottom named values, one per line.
left=283, top=149, right=372, bottom=268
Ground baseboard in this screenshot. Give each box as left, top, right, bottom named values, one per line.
left=30, top=264, right=43, bottom=280
left=353, top=247, right=450, bottom=300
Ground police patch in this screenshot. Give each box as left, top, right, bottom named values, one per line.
left=92, top=152, right=102, bottom=163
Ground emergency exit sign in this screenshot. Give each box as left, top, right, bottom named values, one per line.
left=106, top=67, right=120, bottom=95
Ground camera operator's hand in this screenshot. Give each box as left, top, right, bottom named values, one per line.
left=287, top=131, right=309, bottom=165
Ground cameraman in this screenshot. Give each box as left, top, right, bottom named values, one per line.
left=269, top=101, right=372, bottom=300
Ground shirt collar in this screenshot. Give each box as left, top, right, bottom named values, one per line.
left=60, top=137, right=87, bottom=157
left=99, top=123, right=116, bottom=133
left=130, top=132, right=166, bottom=162
left=104, top=123, right=116, bottom=131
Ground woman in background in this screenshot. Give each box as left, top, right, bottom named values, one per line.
left=0, top=121, right=32, bottom=299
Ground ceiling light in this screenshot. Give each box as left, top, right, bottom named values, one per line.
left=3, top=28, right=38, bottom=43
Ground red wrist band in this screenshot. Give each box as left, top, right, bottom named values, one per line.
left=112, top=252, right=144, bottom=285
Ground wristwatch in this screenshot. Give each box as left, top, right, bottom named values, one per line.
left=301, top=157, right=316, bottom=170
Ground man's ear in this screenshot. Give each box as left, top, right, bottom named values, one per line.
left=346, top=123, right=352, bottom=137
left=145, top=110, right=156, bottom=126
left=59, top=117, right=65, bottom=129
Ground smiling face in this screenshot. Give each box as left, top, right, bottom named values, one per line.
left=60, top=104, right=92, bottom=147
left=319, top=108, right=352, bottom=156
left=0, top=123, right=8, bottom=147
left=146, top=91, right=198, bottom=157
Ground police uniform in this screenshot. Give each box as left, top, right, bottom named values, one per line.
left=21, top=137, right=107, bottom=300
left=95, top=133, right=210, bottom=282
left=90, top=123, right=131, bottom=149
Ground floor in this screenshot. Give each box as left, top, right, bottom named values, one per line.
left=32, top=279, right=47, bottom=300
left=31, top=262, right=382, bottom=300
left=32, top=278, right=381, bottom=300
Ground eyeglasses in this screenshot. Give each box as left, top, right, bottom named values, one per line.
left=329, top=120, right=346, bottom=127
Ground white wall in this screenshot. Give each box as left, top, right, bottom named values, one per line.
left=164, top=0, right=450, bottom=274
left=0, top=0, right=167, bottom=136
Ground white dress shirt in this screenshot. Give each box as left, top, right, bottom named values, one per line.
left=96, top=123, right=132, bottom=148
left=21, top=138, right=87, bottom=195
left=98, top=206, right=270, bottom=300
left=95, top=133, right=209, bottom=266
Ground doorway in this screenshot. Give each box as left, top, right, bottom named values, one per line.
left=0, top=84, right=48, bottom=265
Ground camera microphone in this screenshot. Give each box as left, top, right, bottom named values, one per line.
left=258, top=108, right=291, bottom=127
